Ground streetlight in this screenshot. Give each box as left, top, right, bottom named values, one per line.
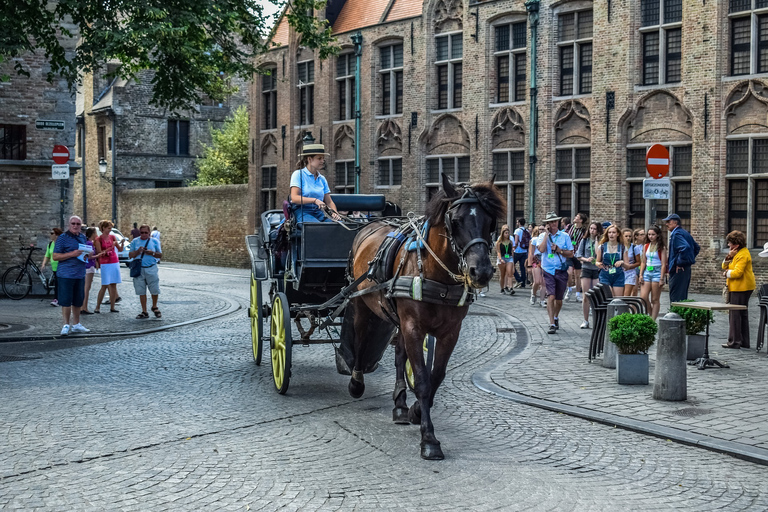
left=98, top=156, right=115, bottom=184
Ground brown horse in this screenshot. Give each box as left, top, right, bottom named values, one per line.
left=346, top=174, right=505, bottom=459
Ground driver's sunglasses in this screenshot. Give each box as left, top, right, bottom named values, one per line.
left=139, top=231, right=150, bottom=234
left=70, top=222, right=81, bottom=225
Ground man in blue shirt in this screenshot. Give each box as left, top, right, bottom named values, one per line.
left=129, top=224, right=163, bottom=319
left=512, top=217, right=529, bottom=288
left=537, top=212, right=574, bottom=334
left=664, top=213, right=700, bottom=302
left=52, top=215, right=90, bottom=336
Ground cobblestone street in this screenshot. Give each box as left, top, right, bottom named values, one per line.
left=1, top=264, right=768, bottom=510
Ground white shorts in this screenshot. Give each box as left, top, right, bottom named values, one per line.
left=623, top=269, right=637, bottom=285
left=86, top=267, right=97, bottom=275
left=100, top=262, right=122, bottom=285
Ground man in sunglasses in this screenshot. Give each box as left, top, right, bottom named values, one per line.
left=129, top=224, right=163, bottom=319
left=52, top=215, right=91, bottom=336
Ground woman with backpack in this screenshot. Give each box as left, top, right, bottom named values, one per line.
left=638, top=225, right=667, bottom=319
left=595, top=224, right=629, bottom=298
left=576, top=221, right=602, bottom=328
left=622, top=228, right=643, bottom=297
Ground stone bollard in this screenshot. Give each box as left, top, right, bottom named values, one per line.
left=653, top=312, right=687, bottom=401
left=603, top=299, right=629, bottom=369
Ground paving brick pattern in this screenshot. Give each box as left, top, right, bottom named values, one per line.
left=1, top=265, right=767, bottom=509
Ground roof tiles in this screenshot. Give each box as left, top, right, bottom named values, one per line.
left=270, top=16, right=290, bottom=47
left=385, top=0, right=422, bottom=23
left=332, top=0, right=389, bottom=34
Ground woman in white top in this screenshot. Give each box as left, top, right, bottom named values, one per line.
left=622, top=228, right=644, bottom=296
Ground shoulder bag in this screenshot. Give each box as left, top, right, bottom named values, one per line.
left=129, top=239, right=150, bottom=278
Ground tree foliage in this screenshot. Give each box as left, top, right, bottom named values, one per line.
left=189, top=105, right=249, bottom=186
left=0, top=0, right=337, bottom=112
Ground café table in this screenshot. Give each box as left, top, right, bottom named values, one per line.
left=670, top=301, right=748, bottom=370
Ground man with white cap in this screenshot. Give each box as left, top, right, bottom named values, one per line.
left=664, top=213, right=700, bottom=302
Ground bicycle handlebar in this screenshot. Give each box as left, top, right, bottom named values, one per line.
left=20, top=246, right=43, bottom=252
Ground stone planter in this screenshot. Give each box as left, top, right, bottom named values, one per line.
left=686, top=334, right=707, bottom=361
left=616, top=353, right=649, bottom=385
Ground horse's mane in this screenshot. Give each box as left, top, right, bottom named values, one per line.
left=424, top=181, right=507, bottom=227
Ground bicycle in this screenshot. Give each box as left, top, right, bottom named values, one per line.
left=2, top=246, right=55, bottom=300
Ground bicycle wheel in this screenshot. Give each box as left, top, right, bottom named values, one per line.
left=2, top=266, right=32, bottom=300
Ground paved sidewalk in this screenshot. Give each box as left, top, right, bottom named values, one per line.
left=472, top=283, right=768, bottom=464
left=0, top=266, right=239, bottom=341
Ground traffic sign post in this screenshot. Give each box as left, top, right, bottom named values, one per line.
left=52, top=164, right=70, bottom=179
left=645, top=144, right=670, bottom=179
left=52, top=145, right=70, bottom=165
left=642, top=177, right=670, bottom=200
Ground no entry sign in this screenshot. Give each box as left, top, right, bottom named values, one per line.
left=645, top=144, right=670, bottom=179
left=52, top=145, right=70, bottom=165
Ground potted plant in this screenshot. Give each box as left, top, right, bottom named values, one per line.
left=607, top=312, right=658, bottom=385
left=670, top=300, right=714, bottom=360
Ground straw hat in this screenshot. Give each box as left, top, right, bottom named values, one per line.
left=542, top=211, right=561, bottom=223
left=300, top=143, right=330, bottom=157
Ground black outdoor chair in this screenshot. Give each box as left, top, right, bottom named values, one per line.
left=585, top=289, right=607, bottom=362
left=598, top=283, right=648, bottom=315
left=756, top=284, right=768, bottom=353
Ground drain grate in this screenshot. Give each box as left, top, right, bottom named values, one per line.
left=0, top=355, right=42, bottom=363
left=673, top=407, right=711, bottom=417
left=496, top=327, right=515, bottom=333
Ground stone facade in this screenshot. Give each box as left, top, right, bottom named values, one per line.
left=0, top=21, right=80, bottom=272
left=249, top=0, right=768, bottom=291
left=119, top=185, right=249, bottom=268
left=74, top=69, right=249, bottom=229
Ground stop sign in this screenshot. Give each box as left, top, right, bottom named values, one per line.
left=52, top=145, right=70, bottom=165
left=645, top=144, right=670, bottom=179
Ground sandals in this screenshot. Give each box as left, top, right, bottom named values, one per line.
left=110, top=309, right=119, bottom=313
left=151, top=306, right=162, bottom=318
left=136, top=311, right=149, bottom=319
left=93, top=309, right=101, bottom=314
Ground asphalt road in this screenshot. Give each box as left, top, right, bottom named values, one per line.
left=1, top=263, right=767, bottom=510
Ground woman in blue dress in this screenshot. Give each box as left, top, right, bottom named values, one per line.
left=290, top=143, right=341, bottom=223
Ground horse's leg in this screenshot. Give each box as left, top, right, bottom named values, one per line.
left=347, top=298, right=368, bottom=398
left=392, top=332, right=409, bottom=424
left=426, top=330, right=460, bottom=409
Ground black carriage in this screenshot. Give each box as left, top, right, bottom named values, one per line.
left=246, top=194, right=399, bottom=394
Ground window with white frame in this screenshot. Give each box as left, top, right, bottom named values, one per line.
left=297, top=61, right=314, bottom=125
left=435, top=33, right=463, bottom=110
left=260, top=165, right=277, bottom=213
left=380, top=44, right=403, bottom=115
left=726, top=136, right=768, bottom=247
left=493, top=150, right=525, bottom=226
left=337, top=54, right=356, bottom=121
left=494, top=21, right=527, bottom=103
left=557, top=10, right=593, bottom=96
left=262, top=68, right=277, bottom=130
left=334, top=160, right=355, bottom=194
left=640, top=0, right=682, bottom=85
left=426, top=155, right=469, bottom=199
left=729, top=0, right=768, bottom=76
left=377, top=157, right=403, bottom=187
left=626, top=144, right=691, bottom=230
left=555, top=147, right=591, bottom=219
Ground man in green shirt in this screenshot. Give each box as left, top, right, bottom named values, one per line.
left=41, top=228, right=63, bottom=306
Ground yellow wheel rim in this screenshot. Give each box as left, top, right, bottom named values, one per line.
left=405, top=335, right=430, bottom=390
left=271, top=297, right=286, bottom=389
left=250, top=278, right=260, bottom=361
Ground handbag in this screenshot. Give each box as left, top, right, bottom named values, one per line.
left=722, top=284, right=731, bottom=304
left=129, top=239, right=150, bottom=278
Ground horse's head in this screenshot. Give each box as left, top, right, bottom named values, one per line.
left=429, top=174, right=506, bottom=289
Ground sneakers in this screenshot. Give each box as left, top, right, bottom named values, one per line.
left=50, top=299, right=58, bottom=307
left=70, top=323, right=90, bottom=334
left=513, top=282, right=522, bottom=289
left=576, top=292, right=583, bottom=302
left=547, top=325, right=557, bottom=334
left=60, top=324, right=70, bottom=336
left=580, top=320, right=590, bottom=329
left=563, top=288, right=571, bottom=302
left=529, top=294, right=536, bottom=306
left=554, top=318, right=560, bottom=330
left=500, top=288, right=507, bottom=295
left=540, top=299, right=547, bottom=308
left=506, top=287, right=515, bottom=296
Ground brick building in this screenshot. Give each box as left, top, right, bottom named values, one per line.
left=250, top=0, right=768, bottom=290
left=74, top=69, right=249, bottom=228
left=0, top=21, right=81, bottom=271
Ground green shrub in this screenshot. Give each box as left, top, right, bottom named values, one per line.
left=608, top=313, right=658, bottom=355
left=669, top=299, right=714, bottom=335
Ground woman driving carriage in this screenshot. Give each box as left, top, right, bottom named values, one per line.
left=290, top=142, right=341, bottom=223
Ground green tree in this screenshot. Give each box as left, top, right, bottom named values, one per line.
left=189, top=105, right=249, bottom=186
left=0, top=0, right=336, bottom=112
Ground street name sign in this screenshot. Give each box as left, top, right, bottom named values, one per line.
left=642, top=177, right=670, bottom=200
left=645, top=144, right=670, bottom=179
left=36, top=120, right=65, bottom=131
left=52, top=164, right=70, bottom=179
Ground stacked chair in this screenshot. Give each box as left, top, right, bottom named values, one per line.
left=585, top=283, right=648, bottom=362
left=756, top=284, right=768, bottom=353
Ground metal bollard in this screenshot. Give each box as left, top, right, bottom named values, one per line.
left=603, top=299, right=629, bottom=369
left=653, top=312, right=687, bottom=401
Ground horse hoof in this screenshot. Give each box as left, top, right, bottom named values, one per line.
left=392, top=407, right=409, bottom=424
left=348, top=378, right=365, bottom=398
left=408, top=402, right=421, bottom=425
left=420, top=441, right=444, bottom=460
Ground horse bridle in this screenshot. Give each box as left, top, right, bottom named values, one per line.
left=443, top=186, right=495, bottom=264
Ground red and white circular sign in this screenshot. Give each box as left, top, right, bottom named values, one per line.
left=52, top=145, right=70, bottom=165
left=645, top=144, right=670, bottom=179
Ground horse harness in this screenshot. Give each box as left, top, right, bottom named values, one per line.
left=332, top=186, right=495, bottom=328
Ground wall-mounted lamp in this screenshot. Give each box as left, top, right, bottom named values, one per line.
left=98, top=157, right=115, bottom=183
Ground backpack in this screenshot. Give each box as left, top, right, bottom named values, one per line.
left=519, top=228, right=531, bottom=249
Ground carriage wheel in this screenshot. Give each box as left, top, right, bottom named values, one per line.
left=249, top=276, right=264, bottom=365
left=406, top=334, right=435, bottom=391
left=270, top=292, right=292, bottom=394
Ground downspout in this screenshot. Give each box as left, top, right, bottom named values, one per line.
left=525, top=0, right=539, bottom=223
left=352, top=32, right=363, bottom=194
left=111, top=112, right=117, bottom=225
left=77, top=116, right=87, bottom=223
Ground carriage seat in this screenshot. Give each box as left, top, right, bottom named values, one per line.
left=329, top=194, right=387, bottom=213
